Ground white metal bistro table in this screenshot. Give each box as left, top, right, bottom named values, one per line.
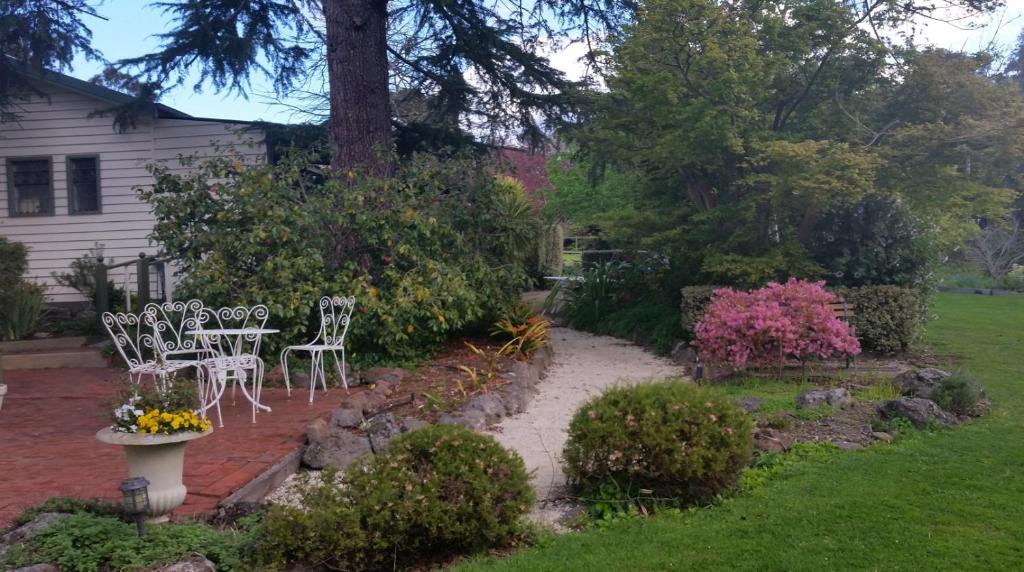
left=186, top=328, right=279, bottom=418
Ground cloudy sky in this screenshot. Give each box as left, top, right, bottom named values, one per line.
left=71, top=1, right=1024, bottom=124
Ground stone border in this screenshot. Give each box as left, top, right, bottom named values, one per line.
left=217, top=342, right=555, bottom=512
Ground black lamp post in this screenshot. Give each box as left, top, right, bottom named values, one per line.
left=119, top=477, right=150, bottom=538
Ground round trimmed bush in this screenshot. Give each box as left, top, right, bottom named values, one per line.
left=564, top=380, right=753, bottom=505
left=346, top=424, right=534, bottom=565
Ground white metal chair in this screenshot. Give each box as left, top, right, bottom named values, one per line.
left=280, top=295, right=356, bottom=403
left=192, top=305, right=271, bottom=423
left=102, top=311, right=212, bottom=414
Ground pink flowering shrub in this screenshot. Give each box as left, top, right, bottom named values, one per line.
left=695, top=278, right=861, bottom=369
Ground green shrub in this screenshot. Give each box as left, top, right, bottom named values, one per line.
left=0, top=237, right=28, bottom=290
left=5, top=497, right=124, bottom=533
left=142, top=149, right=535, bottom=363
left=931, top=371, right=984, bottom=416
left=0, top=282, right=45, bottom=341
left=346, top=424, right=534, bottom=567
left=1, top=513, right=249, bottom=572
left=250, top=469, right=367, bottom=570
left=564, top=380, right=753, bottom=508
left=680, top=285, right=721, bottom=335
left=838, top=285, right=923, bottom=353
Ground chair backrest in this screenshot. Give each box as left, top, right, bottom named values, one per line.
left=144, top=299, right=205, bottom=359
left=192, top=305, right=270, bottom=358
left=316, top=295, right=356, bottom=347
left=102, top=312, right=155, bottom=370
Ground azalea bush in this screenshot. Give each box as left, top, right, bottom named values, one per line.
left=695, top=278, right=861, bottom=370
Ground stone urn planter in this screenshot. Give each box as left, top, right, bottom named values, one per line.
left=95, top=427, right=212, bottom=522
left=0, top=383, right=7, bottom=412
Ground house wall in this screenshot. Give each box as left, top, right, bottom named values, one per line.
left=0, top=83, right=265, bottom=304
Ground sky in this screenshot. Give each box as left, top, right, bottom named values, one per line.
left=69, top=0, right=1024, bottom=125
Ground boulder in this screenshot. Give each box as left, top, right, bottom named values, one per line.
left=796, top=388, right=853, bottom=410
left=871, top=431, right=894, bottom=443
left=11, top=565, right=60, bottom=572
left=891, top=368, right=951, bottom=399
left=670, top=342, right=697, bottom=365
left=292, top=372, right=311, bottom=390
left=503, top=360, right=539, bottom=389
left=753, top=428, right=793, bottom=453
left=264, top=363, right=285, bottom=384
left=464, top=393, right=506, bottom=424
left=0, top=513, right=69, bottom=557
left=210, top=501, right=269, bottom=527
left=330, top=406, right=364, bottom=429
left=344, top=391, right=387, bottom=415
left=159, top=557, right=217, bottom=572
left=502, top=384, right=533, bottom=416
left=302, top=428, right=371, bottom=470
left=372, top=379, right=397, bottom=397
left=306, top=417, right=329, bottom=444
left=736, top=397, right=764, bottom=413
left=399, top=417, right=428, bottom=433
left=877, top=397, right=957, bottom=428
left=363, top=367, right=408, bottom=386
left=438, top=410, right=487, bottom=431
left=834, top=441, right=864, bottom=451
left=366, top=413, right=401, bottom=454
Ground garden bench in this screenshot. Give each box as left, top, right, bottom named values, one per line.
left=829, top=300, right=857, bottom=369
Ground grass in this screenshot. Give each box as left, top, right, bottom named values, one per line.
left=459, top=293, right=1024, bottom=571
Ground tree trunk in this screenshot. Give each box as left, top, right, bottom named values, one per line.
left=323, top=0, right=393, bottom=174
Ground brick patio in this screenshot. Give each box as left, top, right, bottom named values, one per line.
left=0, top=367, right=345, bottom=527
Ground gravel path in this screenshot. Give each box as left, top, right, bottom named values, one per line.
left=486, top=327, right=687, bottom=525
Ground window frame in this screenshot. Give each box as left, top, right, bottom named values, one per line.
left=5, top=156, right=55, bottom=217
left=65, top=154, right=102, bottom=215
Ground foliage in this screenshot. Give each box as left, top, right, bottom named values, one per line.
left=1, top=513, right=251, bottom=572
left=250, top=468, right=368, bottom=571
left=52, top=246, right=126, bottom=312
left=0, top=238, right=44, bottom=341
left=837, top=286, right=923, bottom=353
left=142, top=149, right=534, bottom=364
left=543, top=153, right=640, bottom=225
left=347, top=425, right=534, bottom=568
left=109, top=379, right=211, bottom=434
left=967, top=219, right=1024, bottom=281
left=491, top=308, right=551, bottom=359
left=564, top=380, right=753, bottom=509
left=739, top=442, right=839, bottom=493
left=930, top=371, right=984, bottom=416
left=695, top=279, right=861, bottom=369
left=0, top=282, right=44, bottom=342
left=528, top=221, right=564, bottom=284
left=679, top=285, right=720, bottom=335
left=812, top=195, right=938, bottom=288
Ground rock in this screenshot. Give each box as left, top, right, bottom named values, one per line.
left=438, top=410, right=487, bottom=431
left=330, top=406, right=364, bottom=429
left=11, top=565, right=60, bottom=572
left=400, top=417, right=428, bottom=433
left=877, top=397, right=957, bottom=428
left=306, top=418, right=329, bottom=444
left=503, top=360, right=539, bottom=389
left=464, top=393, right=506, bottom=424
left=159, top=557, right=217, bottom=572
left=530, top=344, right=554, bottom=373
left=363, top=367, right=408, bottom=386
left=502, top=384, right=533, bottom=415
left=344, top=392, right=387, bottom=414
left=302, top=428, right=372, bottom=470
left=892, top=368, right=951, bottom=399
left=796, top=388, right=853, bottom=410
left=753, top=428, right=794, bottom=453
left=736, top=397, right=764, bottom=413
left=366, top=413, right=401, bottom=454
left=0, top=513, right=70, bottom=556
left=264, top=363, right=285, bottom=384
left=670, top=342, right=697, bottom=365
left=834, top=441, right=863, bottom=451
left=372, top=379, right=396, bottom=397
left=210, top=501, right=269, bottom=527
left=871, top=431, right=894, bottom=442
left=292, top=372, right=311, bottom=390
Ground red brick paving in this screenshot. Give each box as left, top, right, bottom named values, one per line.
left=0, top=367, right=347, bottom=527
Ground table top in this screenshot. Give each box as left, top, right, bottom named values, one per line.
left=186, top=328, right=280, bottom=335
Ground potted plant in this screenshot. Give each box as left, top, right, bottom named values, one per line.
left=95, top=381, right=213, bottom=522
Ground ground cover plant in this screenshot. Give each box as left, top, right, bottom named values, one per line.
left=457, top=293, right=1024, bottom=570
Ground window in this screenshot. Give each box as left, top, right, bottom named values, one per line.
left=67, top=155, right=101, bottom=214
left=6, top=158, right=53, bottom=216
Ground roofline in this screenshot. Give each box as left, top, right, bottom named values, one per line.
left=12, top=65, right=190, bottom=120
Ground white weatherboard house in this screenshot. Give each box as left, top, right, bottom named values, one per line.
left=0, top=69, right=267, bottom=304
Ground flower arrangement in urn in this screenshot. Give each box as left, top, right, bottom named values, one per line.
left=110, top=382, right=213, bottom=435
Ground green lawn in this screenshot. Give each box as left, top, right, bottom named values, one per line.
left=461, top=293, right=1024, bottom=571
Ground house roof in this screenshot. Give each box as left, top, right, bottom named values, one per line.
left=13, top=65, right=261, bottom=125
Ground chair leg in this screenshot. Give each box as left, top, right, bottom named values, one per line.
left=309, top=351, right=322, bottom=404
left=331, top=349, right=348, bottom=391
left=280, top=347, right=292, bottom=397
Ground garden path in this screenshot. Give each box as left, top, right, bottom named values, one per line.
left=486, top=327, right=686, bottom=526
